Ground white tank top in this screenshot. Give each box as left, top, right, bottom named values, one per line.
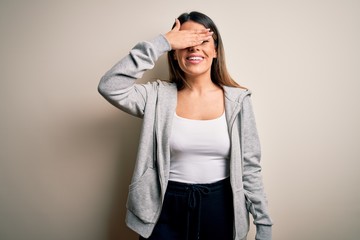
left=169, top=112, right=230, bottom=184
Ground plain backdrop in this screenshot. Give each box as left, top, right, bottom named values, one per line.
left=1, top=0, right=359, bottom=239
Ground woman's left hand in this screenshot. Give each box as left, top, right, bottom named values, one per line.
left=165, top=19, right=213, bottom=50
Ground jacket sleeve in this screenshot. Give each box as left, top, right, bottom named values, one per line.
left=98, top=34, right=171, bottom=118
left=241, top=95, right=273, bottom=240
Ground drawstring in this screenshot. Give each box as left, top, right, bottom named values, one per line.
left=185, top=185, right=211, bottom=240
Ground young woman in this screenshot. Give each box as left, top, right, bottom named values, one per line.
left=98, top=11, right=273, bottom=240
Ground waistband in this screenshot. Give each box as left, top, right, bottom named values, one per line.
left=166, top=177, right=230, bottom=195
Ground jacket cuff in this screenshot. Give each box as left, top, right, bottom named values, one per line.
left=256, top=225, right=272, bottom=240
left=147, top=34, right=172, bottom=57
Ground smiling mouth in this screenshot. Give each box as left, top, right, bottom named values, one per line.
left=186, top=56, right=204, bottom=61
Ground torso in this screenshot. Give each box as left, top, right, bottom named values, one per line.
left=176, top=86, right=225, bottom=120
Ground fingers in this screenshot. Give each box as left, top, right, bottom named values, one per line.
left=195, top=28, right=212, bottom=34
left=194, top=30, right=213, bottom=43
left=183, top=30, right=214, bottom=49
left=173, top=18, right=181, bottom=31
left=165, top=25, right=214, bottom=50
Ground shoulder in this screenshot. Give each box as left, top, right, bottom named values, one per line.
left=147, top=80, right=176, bottom=90
left=138, top=80, right=176, bottom=97
left=223, top=85, right=252, bottom=103
left=155, top=79, right=176, bottom=87
left=140, top=80, right=176, bottom=89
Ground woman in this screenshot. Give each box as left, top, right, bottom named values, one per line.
left=98, top=11, right=273, bottom=240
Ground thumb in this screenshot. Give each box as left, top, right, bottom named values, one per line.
left=172, top=18, right=181, bottom=31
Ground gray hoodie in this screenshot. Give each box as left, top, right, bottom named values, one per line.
left=98, top=34, right=273, bottom=240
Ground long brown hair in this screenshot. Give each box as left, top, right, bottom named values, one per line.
left=167, top=11, right=242, bottom=90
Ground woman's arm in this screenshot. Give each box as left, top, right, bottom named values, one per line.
left=98, top=35, right=171, bottom=117
left=241, top=96, right=273, bottom=240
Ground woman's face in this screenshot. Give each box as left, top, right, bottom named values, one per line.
left=173, top=21, right=217, bottom=80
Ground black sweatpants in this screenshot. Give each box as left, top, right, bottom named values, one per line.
left=139, top=178, right=234, bottom=240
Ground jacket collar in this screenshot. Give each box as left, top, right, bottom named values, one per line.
left=223, top=86, right=251, bottom=126
left=223, top=85, right=251, bottom=103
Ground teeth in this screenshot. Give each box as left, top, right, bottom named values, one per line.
left=188, top=57, right=203, bottom=60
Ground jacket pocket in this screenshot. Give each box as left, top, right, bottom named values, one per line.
left=233, top=188, right=250, bottom=238
left=244, top=192, right=257, bottom=219
left=126, top=167, right=161, bottom=224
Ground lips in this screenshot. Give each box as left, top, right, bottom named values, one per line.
left=186, top=55, right=204, bottom=63
left=187, top=56, right=204, bottom=60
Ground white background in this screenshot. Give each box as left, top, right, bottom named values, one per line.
left=1, top=0, right=359, bottom=239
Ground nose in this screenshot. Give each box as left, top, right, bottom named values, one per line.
left=188, top=44, right=200, bottom=52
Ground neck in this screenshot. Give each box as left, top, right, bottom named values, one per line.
left=184, top=75, right=219, bottom=93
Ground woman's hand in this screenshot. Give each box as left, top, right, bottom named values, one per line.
left=165, top=19, right=213, bottom=50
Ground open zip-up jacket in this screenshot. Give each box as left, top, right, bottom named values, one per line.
left=98, top=34, right=273, bottom=240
